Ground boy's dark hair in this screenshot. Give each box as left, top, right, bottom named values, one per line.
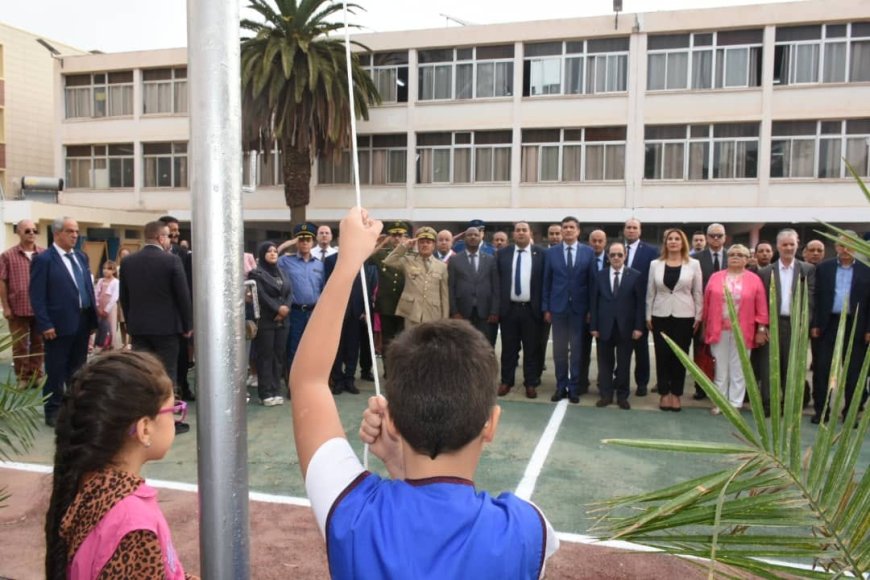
left=385, top=319, right=498, bottom=460
left=44, top=351, right=174, bottom=579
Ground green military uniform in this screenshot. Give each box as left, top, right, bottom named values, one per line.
left=374, top=221, right=410, bottom=370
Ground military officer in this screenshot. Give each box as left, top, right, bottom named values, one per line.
left=372, top=221, right=410, bottom=369
left=384, top=226, right=449, bottom=328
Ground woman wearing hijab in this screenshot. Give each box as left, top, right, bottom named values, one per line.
left=247, top=241, right=292, bottom=406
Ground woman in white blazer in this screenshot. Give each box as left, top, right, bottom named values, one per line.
left=646, top=228, right=703, bottom=412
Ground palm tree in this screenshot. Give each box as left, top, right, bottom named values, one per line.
left=241, top=0, right=380, bottom=226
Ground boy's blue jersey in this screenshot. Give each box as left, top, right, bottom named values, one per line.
left=326, top=472, right=547, bottom=579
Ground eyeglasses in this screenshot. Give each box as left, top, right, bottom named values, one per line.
left=21, top=229, right=37, bottom=234
left=158, top=400, right=188, bottom=422
left=609, top=252, right=624, bottom=257
left=709, top=233, right=725, bottom=238
left=727, top=253, right=749, bottom=258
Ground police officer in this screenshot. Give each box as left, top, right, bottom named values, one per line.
left=278, top=222, right=324, bottom=370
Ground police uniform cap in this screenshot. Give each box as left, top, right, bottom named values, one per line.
left=415, top=226, right=437, bottom=241
left=294, top=222, right=318, bottom=238
left=387, top=221, right=410, bottom=235
left=468, top=219, right=486, bottom=229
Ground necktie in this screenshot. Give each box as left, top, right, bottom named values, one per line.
left=625, top=244, right=631, bottom=267
left=713, top=252, right=720, bottom=272
left=423, top=257, right=430, bottom=272
left=65, top=252, right=91, bottom=308
left=321, top=248, right=326, bottom=261
left=470, top=253, right=477, bottom=272
left=514, top=249, right=524, bottom=296
left=613, top=270, right=621, bottom=295
left=566, top=246, right=574, bottom=272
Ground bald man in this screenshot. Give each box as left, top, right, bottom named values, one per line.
left=434, top=229, right=456, bottom=262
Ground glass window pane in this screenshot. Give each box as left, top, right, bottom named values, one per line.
left=691, top=50, right=713, bottom=89
left=606, top=54, right=627, bottom=92
left=735, top=141, right=757, bottom=178
left=434, top=65, right=452, bottom=99
left=474, top=63, right=493, bottom=98
left=452, top=149, right=470, bottom=182
left=475, top=148, right=494, bottom=182
left=850, top=41, right=870, bottom=82
left=492, top=147, right=510, bottom=181
left=562, top=145, right=582, bottom=181
left=792, top=43, right=820, bottom=83
left=494, top=62, right=513, bottom=97
left=846, top=137, right=869, bottom=177
left=529, top=58, right=561, bottom=95
left=688, top=142, right=709, bottom=179
left=724, top=48, right=748, bottom=87
left=565, top=57, right=583, bottom=93
left=605, top=145, right=625, bottom=180
left=389, top=150, right=406, bottom=183
left=791, top=139, right=816, bottom=176
left=666, top=52, right=688, bottom=89
left=586, top=145, right=604, bottom=180
left=647, top=54, right=666, bottom=90
left=822, top=42, right=847, bottom=82
left=457, top=63, right=474, bottom=99
left=770, top=140, right=788, bottom=177
left=521, top=146, right=538, bottom=183
left=818, top=138, right=841, bottom=178
left=644, top=143, right=662, bottom=179
left=713, top=141, right=735, bottom=178
left=157, top=157, right=172, bottom=187
left=663, top=143, right=685, bottom=179
left=540, top=146, right=559, bottom=181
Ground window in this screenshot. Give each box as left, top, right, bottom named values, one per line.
left=774, top=22, right=870, bottom=85
left=644, top=123, right=759, bottom=180
left=64, top=72, right=134, bottom=119
left=143, top=142, right=188, bottom=188
left=143, top=68, right=188, bottom=114
left=316, top=135, right=408, bottom=185
left=523, top=37, right=629, bottom=96
left=416, top=131, right=511, bottom=184
left=520, top=127, right=626, bottom=182
left=363, top=52, right=409, bottom=104
left=418, top=45, right=514, bottom=101
left=771, top=119, right=870, bottom=178
left=64, top=144, right=135, bottom=189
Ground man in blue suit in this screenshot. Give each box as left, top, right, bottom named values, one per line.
left=30, top=217, right=97, bottom=427
left=590, top=242, right=645, bottom=410
left=810, top=233, right=870, bottom=424
left=542, top=216, right=595, bottom=403
left=496, top=221, right=545, bottom=399
left=623, top=218, right=658, bottom=396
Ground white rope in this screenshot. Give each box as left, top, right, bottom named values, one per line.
left=343, top=0, right=381, bottom=469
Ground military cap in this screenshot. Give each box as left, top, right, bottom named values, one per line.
left=415, top=226, right=437, bottom=241
left=387, top=220, right=410, bottom=235
left=293, top=222, right=318, bottom=238
left=468, top=218, right=486, bottom=229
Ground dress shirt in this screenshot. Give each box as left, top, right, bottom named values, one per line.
left=278, top=254, right=324, bottom=305
left=315, top=246, right=338, bottom=262
left=710, top=249, right=724, bottom=271
left=466, top=250, right=479, bottom=272
left=609, top=266, right=623, bottom=293
left=54, top=243, right=87, bottom=290
left=778, top=260, right=795, bottom=317
left=833, top=262, right=854, bottom=314
left=563, top=242, right=578, bottom=267
left=594, top=252, right=605, bottom=272
left=511, top=245, right=532, bottom=302
left=625, top=240, right=640, bottom=269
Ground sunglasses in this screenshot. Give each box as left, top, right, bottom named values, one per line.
left=21, top=229, right=38, bottom=234
left=708, top=233, right=725, bottom=238
left=609, top=252, right=624, bottom=257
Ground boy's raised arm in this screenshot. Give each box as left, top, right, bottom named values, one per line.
left=289, top=207, right=383, bottom=477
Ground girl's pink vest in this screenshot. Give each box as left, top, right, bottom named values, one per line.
left=68, top=483, right=185, bottom=579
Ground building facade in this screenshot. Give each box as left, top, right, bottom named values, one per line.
left=51, top=0, right=869, bottom=243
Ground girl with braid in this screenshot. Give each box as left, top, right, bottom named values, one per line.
left=45, top=350, right=194, bottom=579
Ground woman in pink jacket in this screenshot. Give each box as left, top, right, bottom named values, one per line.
left=703, top=244, right=769, bottom=414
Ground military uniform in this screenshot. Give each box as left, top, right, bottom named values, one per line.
left=384, top=228, right=449, bottom=327
left=374, top=221, right=410, bottom=367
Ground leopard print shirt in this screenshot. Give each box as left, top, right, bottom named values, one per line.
left=60, top=468, right=167, bottom=579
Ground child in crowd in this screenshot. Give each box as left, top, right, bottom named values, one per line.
left=45, top=351, right=194, bottom=579
left=289, top=207, right=559, bottom=579
left=93, top=260, right=120, bottom=351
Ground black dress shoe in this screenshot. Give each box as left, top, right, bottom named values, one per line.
left=569, top=396, right=580, bottom=404
left=595, top=399, right=611, bottom=408
left=635, top=386, right=648, bottom=397
left=175, top=422, right=190, bottom=434
left=360, top=369, right=375, bottom=382
left=693, top=391, right=707, bottom=401
left=525, top=387, right=538, bottom=399
left=551, top=391, right=565, bottom=402
left=344, top=382, right=360, bottom=395
left=617, top=400, right=631, bottom=410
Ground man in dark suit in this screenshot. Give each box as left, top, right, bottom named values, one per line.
left=693, top=222, right=727, bottom=400
left=623, top=218, right=658, bottom=397
left=324, top=253, right=377, bottom=395
left=590, top=242, right=644, bottom=409
left=120, top=221, right=193, bottom=432
left=448, top=226, right=499, bottom=345
left=757, top=229, right=815, bottom=415
left=496, top=221, right=545, bottom=399
left=810, top=233, right=870, bottom=424
left=543, top=216, right=595, bottom=404
left=580, top=228, right=608, bottom=394
left=30, top=217, right=98, bottom=427
left=160, top=215, right=195, bottom=401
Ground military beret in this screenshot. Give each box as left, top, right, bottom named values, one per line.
left=415, top=226, right=437, bottom=241
left=293, top=222, right=318, bottom=238
left=387, top=220, right=410, bottom=235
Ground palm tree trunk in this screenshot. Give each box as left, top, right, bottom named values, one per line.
left=282, top=143, right=312, bottom=228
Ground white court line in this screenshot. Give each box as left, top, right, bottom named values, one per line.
left=0, top=462, right=821, bottom=572
left=514, top=398, right=568, bottom=501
